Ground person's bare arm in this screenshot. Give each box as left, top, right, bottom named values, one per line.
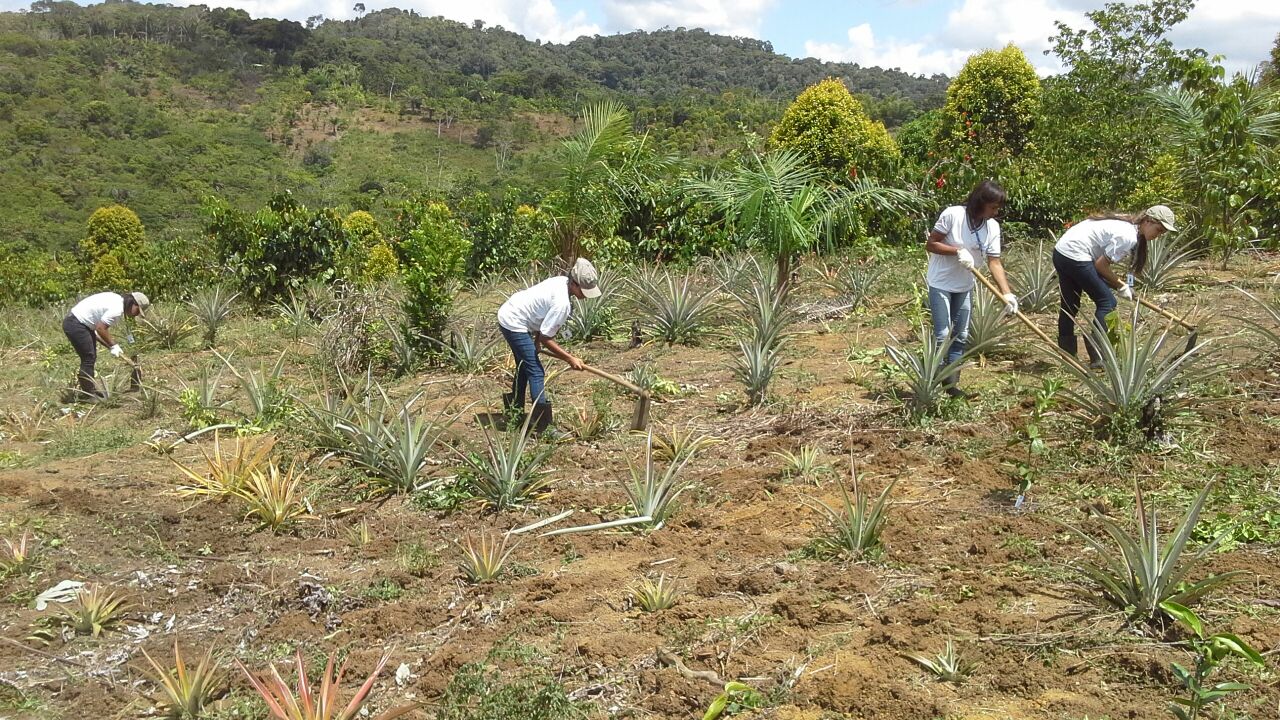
left=924, top=229, right=957, bottom=256
left=95, top=321, right=116, bottom=348
left=537, top=335, right=584, bottom=370
left=987, top=257, right=1013, bottom=296
left=1094, top=256, right=1123, bottom=289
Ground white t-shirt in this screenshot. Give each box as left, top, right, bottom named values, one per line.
left=70, top=292, right=125, bottom=328
left=926, top=205, right=1002, bottom=293
left=498, top=276, right=572, bottom=337
left=1055, top=219, right=1138, bottom=264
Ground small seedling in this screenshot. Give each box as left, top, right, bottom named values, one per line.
left=903, top=639, right=976, bottom=684
left=140, top=642, right=225, bottom=719
left=59, top=585, right=131, bottom=637
left=1162, top=601, right=1265, bottom=720
left=457, top=532, right=514, bottom=583
left=771, top=445, right=827, bottom=483
left=1, top=529, right=35, bottom=574
left=631, top=574, right=679, bottom=612
left=233, top=462, right=311, bottom=533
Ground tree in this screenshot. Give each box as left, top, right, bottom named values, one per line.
left=942, top=45, right=1041, bottom=155
left=769, top=78, right=900, bottom=182
left=688, top=149, right=921, bottom=295
left=394, top=200, right=470, bottom=346
left=82, top=205, right=144, bottom=261
left=1151, top=57, right=1280, bottom=266
left=1031, top=0, right=1198, bottom=213
left=543, top=102, right=635, bottom=263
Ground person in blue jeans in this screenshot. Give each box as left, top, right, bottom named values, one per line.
left=924, top=180, right=1018, bottom=398
left=496, top=258, right=601, bottom=433
left=1052, top=205, right=1176, bottom=367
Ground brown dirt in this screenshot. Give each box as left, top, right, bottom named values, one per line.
left=2, top=262, right=1279, bottom=719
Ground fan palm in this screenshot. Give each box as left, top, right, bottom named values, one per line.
left=687, top=149, right=921, bottom=296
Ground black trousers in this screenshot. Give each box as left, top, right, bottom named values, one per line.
left=1052, top=249, right=1117, bottom=363
left=63, top=314, right=98, bottom=386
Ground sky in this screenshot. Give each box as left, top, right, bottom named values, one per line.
left=4, top=0, right=1277, bottom=77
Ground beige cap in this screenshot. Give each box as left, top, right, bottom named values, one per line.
left=1145, top=205, right=1178, bottom=232
left=130, top=291, right=151, bottom=315
left=569, top=258, right=602, bottom=298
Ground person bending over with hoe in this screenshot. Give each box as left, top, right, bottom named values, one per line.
left=496, top=258, right=600, bottom=433
left=1053, top=205, right=1176, bottom=368
left=63, top=290, right=149, bottom=401
left=924, top=179, right=1017, bottom=398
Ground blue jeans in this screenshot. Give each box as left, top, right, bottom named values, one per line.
left=1053, top=250, right=1115, bottom=363
left=928, top=286, right=971, bottom=367
left=500, top=326, right=546, bottom=407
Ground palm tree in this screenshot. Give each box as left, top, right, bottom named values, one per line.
left=687, top=149, right=921, bottom=296
left=1149, top=66, right=1280, bottom=268
left=544, top=101, right=635, bottom=264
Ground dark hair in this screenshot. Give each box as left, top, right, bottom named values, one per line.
left=964, top=180, right=1006, bottom=226
left=121, top=293, right=136, bottom=312
left=1084, top=211, right=1148, bottom=273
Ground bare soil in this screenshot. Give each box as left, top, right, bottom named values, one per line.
left=1, top=258, right=1279, bottom=719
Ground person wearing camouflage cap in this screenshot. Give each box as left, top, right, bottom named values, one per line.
left=496, top=258, right=600, bottom=434
left=1053, top=205, right=1177, bottom=368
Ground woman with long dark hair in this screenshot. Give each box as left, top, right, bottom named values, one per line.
left=924, top=179, right=1017, bottom=397
left=1052, top=205, right=1177, bottom=367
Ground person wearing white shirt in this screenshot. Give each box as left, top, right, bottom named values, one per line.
left=1052, top=205, right=1176, bottom=367
left=924, top=180, right=1017, bottom=398
left=63, top=291, right=150, bottom=399
left=497, top=258, right=601, bottom=434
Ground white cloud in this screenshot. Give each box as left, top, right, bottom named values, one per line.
left=1173, top=1, right=1280, bottom=76
left=600, top=0, right=774, bottom=38
left=804, top=23, right=969, bottom=76
left=805, top=0, right=1279, bottom=78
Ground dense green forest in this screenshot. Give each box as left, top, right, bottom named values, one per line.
left=1, top=0, right=1278, bottom=325
left=0, top=0, right=944, bottom=253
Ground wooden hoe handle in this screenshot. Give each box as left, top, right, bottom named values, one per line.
left=968, top=268, right=1090, bottom=375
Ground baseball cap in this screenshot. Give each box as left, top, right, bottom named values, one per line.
left=1145, top=205, right=1178, bottom=232
left=569, top=258, right=602, bottom=298
left=130, top=292, right=151, bottom=315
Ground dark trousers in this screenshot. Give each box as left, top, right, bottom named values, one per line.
left=63, top=314, right=98, bottom=388
left=1053, top=250, right=1116, bottom=363
left=500, top=326, right=546, bottom=407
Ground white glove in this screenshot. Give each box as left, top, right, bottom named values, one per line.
left=955, top=248, right=975, bottom=270
left=1002, top=293, right=1019, bottom=316
left=110, top=344, right=124, bottom=358
left=1117, top=283, right=1134, bottom=301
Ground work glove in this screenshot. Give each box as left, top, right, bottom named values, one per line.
left=1117, top=283, right=1134, bottom=301
left=109, top=344, right=124, bottom=358
left=955, top=248, right=975, bottom=270
left=1002, top=293, right=1019, bottom=316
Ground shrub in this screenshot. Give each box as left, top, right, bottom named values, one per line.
left=628, top=269, right=720, bottom=345
left=394, top=199, right=470, bottom=347
left=770, top=77, right=900, bottom=181
left=81, top=204, right=144, bottom=267
left=1055, top=304, right=1215, bottom=440
left=204, top=192, right=351, bottom=301
left=140, top=643, right=225, bottom=720
left=1061, top=483, right=1243, bottom=625
left=438, top=659, right=581, bottom=720
left=941, top=44, right=1041, bottom=155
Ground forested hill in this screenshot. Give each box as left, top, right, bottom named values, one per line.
left=0, top=1, right=945, bottom=251
left=311, top=13, right=946, bottom=109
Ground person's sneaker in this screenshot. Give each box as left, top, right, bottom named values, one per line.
left=1088, top=361, right=1105, bottom=371
left=944, top=385, right=970, bottom=399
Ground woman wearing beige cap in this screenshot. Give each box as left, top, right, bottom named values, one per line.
left=496, top=258, right=599, bottom=433
left=1053, top=205, right=1176, bottom=367
left=62, top=291, right=149, bottom=400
